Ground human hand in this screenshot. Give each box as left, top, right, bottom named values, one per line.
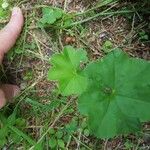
left=0, top=7, right=24, bottom=109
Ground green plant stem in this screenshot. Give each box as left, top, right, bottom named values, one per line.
left=63, top=10, right=134, bottom=28
left=76, top=0, right=118, bottom=16
left=72, top=135, right=92, bottom=150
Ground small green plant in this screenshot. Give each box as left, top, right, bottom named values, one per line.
left=0, top=111, right=32, bottom=148
left=48, top=46, right=150, bottom=138
left=0, top=0, right=10, bottom=19
left=39, top=7, right=73, bottom=28
left=124, top=140, right=135, bottom=149
left=23, top=70, right=33, bottom=81
left=102, top=40, right=114, bottom=53
left=138, top=30, right=149, bottom=41
left=48, top=46, right=88, bottom=96
left=40, top=7, right=63, bottom=25
left=48, top=128, right=68, bottom=149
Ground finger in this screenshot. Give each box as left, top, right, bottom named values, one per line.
left=0, top=84, right=20, bottom=101
left=0, top=7, right=24, bottom=62
left=0, top=84, right=20, bottom=109
left=0, top=89, right=6, bottom=109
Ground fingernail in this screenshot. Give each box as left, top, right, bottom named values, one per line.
left=12, top=7, right=21, bottom=15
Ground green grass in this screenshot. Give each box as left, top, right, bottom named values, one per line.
left=0, top=0, right=150, bottom=149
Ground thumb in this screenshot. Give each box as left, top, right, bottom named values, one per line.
left=0, top=84, right=20, bottom=109
left=0, top=89, right=6, bottom=109
left=0, top=7, right=24, bottom=62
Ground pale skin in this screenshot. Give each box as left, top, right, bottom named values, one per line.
left=0, top=7, right=24, bottom=109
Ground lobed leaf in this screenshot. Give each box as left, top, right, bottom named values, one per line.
left=40, top=7, right=63, bottom=25
left=79, top=50, right=150, bottom=138
left=48, top=46, right=88, bottom=96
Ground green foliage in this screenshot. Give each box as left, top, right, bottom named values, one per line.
left=57, top=139, right=65, bottom=148
left=79, top=50, right=150, bottom=138
left=65, top=118, right=78, bottom=133
left=0, top=112, right=30, bottom=148
left=23, top=70, right=33, bottom=81
left=48, top=46, right=88, bottom=96
left=49, top=137, right=57, bottom=148
left=39, top=7, right=73, bottom=28
left=102, top=40, right=114, bottom=53
left=83, top=129, right=90, bottom=137
left=48, top=46, right=150, bottom=139
left=49, top=128, right=55, bottom=135
left=34, top=141, right=44, bottom=150
left=40, top=7, right=63, bottom=25
left=139, top=30, right=149, bottom=41
left=56, top=131, right=63, bottom=139
left=25, top=97, right=61, bottom=113
left=124, top=140, right=135, bottom=149
left=0, top=0, right=9, bottom=19
left=48, top=128, right=66, bottom=149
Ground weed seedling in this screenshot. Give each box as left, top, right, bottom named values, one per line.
left=102, top=40, right=114, bottom=53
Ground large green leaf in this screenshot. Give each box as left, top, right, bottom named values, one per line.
left=48, top=46, right=88, bottom=96
left=79, top=50, right=150, bottom=138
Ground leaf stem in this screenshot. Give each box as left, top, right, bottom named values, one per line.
left=63, top=10, right=134, bottom=28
